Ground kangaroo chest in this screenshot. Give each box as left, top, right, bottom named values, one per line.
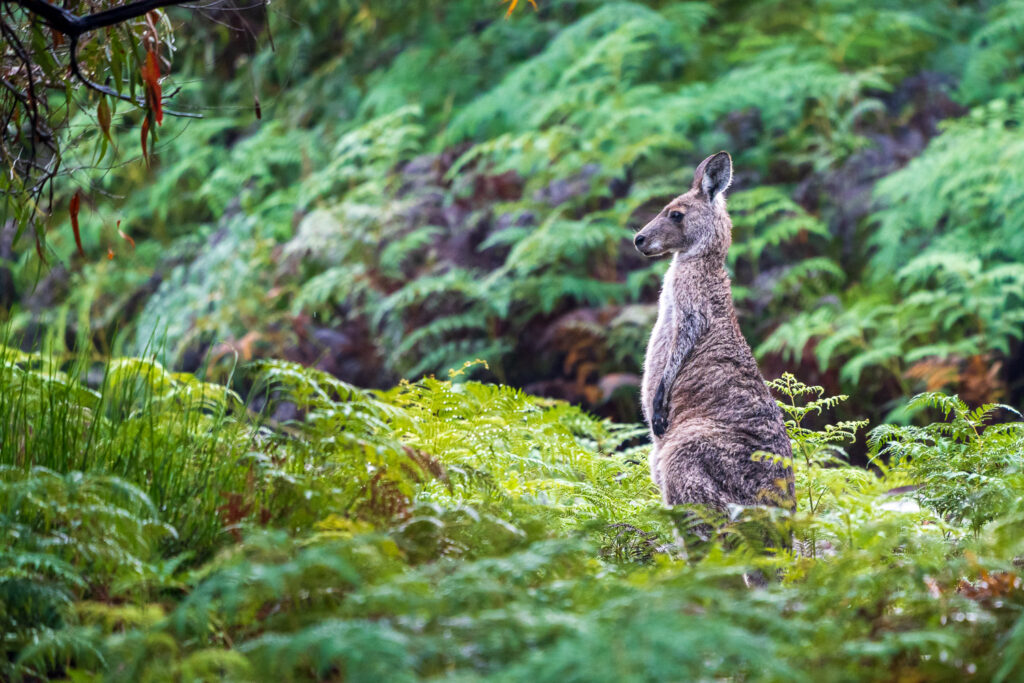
left=641, top=258, right=741, bottom=422
left=641, top=281, right=675, bottom=420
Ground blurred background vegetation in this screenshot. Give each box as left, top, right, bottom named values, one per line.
left=4, top=1, right=1024, bottom=680
left=6, top=0, right=1024, bottom=433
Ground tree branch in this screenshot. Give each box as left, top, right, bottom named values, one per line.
left=12, top=0, right=194, bottom=37
left=8, top=1, right=202, bottom=118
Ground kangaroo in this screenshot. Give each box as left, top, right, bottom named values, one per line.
left=634, top=151, right=794, bottom=513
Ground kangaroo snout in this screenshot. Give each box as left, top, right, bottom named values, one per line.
left=634, top=222, right=670, bottom=258
left=634, top=225, right=662, bottom=257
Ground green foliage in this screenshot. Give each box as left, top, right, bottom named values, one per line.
left=132, top=215, right=287, bottom=363
left=0, top=342, right=253, bottom=556
left=9, top=2, right=1024, bottom=679
left=872, top=99, right=1024, bottom=270
left=728, top=187, right=844, bottom=322
left=7, top=0, right=1019, bottom=419
left=763, top=246, right=1024, bottom=399
left=960, top=2, right=1024, bottom=104
left=762, top=95, right=1024, bottom=396
left=871, top=392, right=1024, bottom=532
left=1, top=0, right=939, bottom=397
left=769, top=373, right=870, bottom=514
left=4, top=345, right=1024, bottom=681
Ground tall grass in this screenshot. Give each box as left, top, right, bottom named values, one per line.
left=0, top=339, right=256, bottom=555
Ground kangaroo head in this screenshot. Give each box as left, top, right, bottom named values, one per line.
left=633, top=151, right=733, bottom=261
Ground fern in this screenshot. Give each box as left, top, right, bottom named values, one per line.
left=727, top=187, right=844, bottom=321
left=870, top=392, right=1024, bottom=531
left=761, top=254, right=1024, bottom=395
left=960, top=1, right=1024, bottom=104
left=240, top=619, right=415, bottom=682
left=871, top=99, right=1024, bottom=272
left=5, top=338, right=1024, bottom=681
left=15, top=626, right=106, bottom=678
left=767, top=374, right=869, bottom=524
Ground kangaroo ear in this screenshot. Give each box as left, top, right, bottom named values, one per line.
left=693, top=151, right=732, bottom=201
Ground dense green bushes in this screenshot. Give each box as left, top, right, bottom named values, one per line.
left=2, top=346, right=1024, bottom=680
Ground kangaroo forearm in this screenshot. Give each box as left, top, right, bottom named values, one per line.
left=663, top=309, right=706, bottom=385
left=651, top=309, right=708, bottom=436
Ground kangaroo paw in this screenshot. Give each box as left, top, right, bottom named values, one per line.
left=652, top=410, right=668, bottom=437
left=652, top=380, right=669, bottom=437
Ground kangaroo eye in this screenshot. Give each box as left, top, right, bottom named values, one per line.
left=668, top=210, right=684, bottom=224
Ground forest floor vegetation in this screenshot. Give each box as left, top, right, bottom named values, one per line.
left=3, top=345, right=1023, bottom=681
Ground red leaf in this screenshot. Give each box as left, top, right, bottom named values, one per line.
left=140, top=115, right=150, bottom=165
left=217, top=492, right=252, bottom=542
left=118, top=221, right=135, bottom=250
left=69, top=190, right=84, bottom=257
left=141, top=49, right=163, bottom=125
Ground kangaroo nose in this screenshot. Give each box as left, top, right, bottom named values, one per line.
left=634, top=233, right=646, bottom=248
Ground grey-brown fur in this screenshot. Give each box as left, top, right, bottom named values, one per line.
left=634, top=152, right=794, bottom=512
